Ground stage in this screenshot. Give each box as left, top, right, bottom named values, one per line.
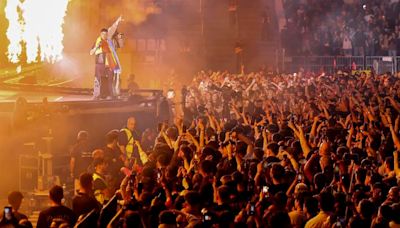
left=0, top=72, right=164, bottom=204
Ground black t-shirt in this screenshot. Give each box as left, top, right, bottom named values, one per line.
left=14, top=211, right=28, bottom=222
left=36, top=205, right=76, bottom=228
left=103, top=146, right=123, bottom=176
left=0, top=211, right=28, bottom=222
left=72, top=192, right=100, bottom=217
left=0, top=211, right=27, bottom=226
left=268, top=183, right=289, bottom=196
left=265, top=156, right=281, bottom=164
left=71, top=143, right=92, bottom=177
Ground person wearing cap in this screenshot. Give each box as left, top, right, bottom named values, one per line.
left=70, top=131, right=92, bottom=194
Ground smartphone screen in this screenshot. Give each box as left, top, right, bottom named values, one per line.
left=262, top=186, right=269, bottom=194
left=297, top=174, right=303, bottom=182
left=249, top=204, right=255, bottom=215
left=4, top=207, right=12, bottom=220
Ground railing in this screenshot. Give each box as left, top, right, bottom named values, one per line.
left=280, top=55, right=399, bottom=74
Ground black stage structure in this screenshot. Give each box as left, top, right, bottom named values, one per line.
left=0, top=79, right=165, bottom=214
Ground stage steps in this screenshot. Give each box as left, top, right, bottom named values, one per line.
left=28, top=211, right=40, bottom=228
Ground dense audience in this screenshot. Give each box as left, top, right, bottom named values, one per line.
left=3, top=69, right=400, bottom=228
left=282, top=0, right=400, bottom=56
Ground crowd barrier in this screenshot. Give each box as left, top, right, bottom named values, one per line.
left=281, top=56, right=399, bottom=74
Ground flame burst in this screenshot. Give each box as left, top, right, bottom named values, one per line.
left=5, top=0, right=69, bottom=64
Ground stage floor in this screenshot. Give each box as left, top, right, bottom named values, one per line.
left=0, top=89, right=94, bottom=103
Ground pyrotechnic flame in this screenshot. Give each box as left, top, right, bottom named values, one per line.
left=5, top=0, right=69, bottom=64
left=4, top=0, right=23, bottom=63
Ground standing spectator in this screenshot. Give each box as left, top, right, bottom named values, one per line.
left=36, top=186, right=76, bottom=228
left=70, top=131, right=92, bottom=194
left=353, top=28, right=366, bottom=56
left=388, top=33, right=397, bottom=56
left=343, top=33, right=353, bottom=56
left=119, top=117, right=141, bottom=166
left=304, top=191, right=334, bottom=228
left=103, top=130, right=123, bottom=185
left=127, top=74, right=139, bottom=96
left=72, top=173, right=100, bottom=218
left=365, top=31, right=376, bottom=56
left=288, top=192, right=307, bottom=228
left=7, top=191, right=28, bottom=222
left=380, top=34, right=389, bottom=55
left=92, top=158, right=109, bottom=205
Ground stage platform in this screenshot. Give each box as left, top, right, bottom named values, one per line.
left=0, top=80, right=163, bottom=114
left=0, top=63, right=165, bottom=113
left=0, top=76, right=165, bottom=199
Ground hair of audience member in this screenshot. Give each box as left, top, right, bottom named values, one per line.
left=385, top=157, right=394, bottom=171
left=356, top=168, right=367, bottom=184
left=179, top=145, right=193, bottom=161
left=273, top=191, right=288, bottom=209
left=391, top=203, right=400, bottom=224
left=313, top=172, right=327, bottom=191
left=92, top=149, right=104, bottom=159
left=304, top=196, right=319, bottom=217
left=266, top=142, right=279, bottom=156
left=236, top=141, right=248, bottom=157
left=166, top=127, right=178, bottom=141
left=92, top=157, right=106, bottom=168
left=159, top=210, right=176, bottom=225
left=217, top=185, right=230, bottom=204
left=359, top=199, right=376, bottom=220
left=49, top=185, right=64, bottom=205
left=271, top=133, right=284, bottom=143
left=79, top=172, right=93, bottom=190
left=267, top=211, right=291, bottom=228
left=157, top=153, right=171, bottom=167
left=199, top=160, right=216, bottom=176
left=319, top=191, right=335, bottom=213
left=77, top=131, right=89, bottom=142
left=8, top=191, right=24, bottom=210
left=106, top=130, right=119, bottom=144
left=184, top=191, right=202, bottom=208
left=270, top=163, right=285, bottom=181
left=123, top=212, right=144, bottom=228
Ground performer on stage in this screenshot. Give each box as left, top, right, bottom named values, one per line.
left=90, top=16, right=123, bottom=99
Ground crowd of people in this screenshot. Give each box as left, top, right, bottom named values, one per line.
left=2, top=68, right=400, bottom=228
left=282, top=0, right=400, bottom=56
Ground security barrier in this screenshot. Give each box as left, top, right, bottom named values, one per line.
left=281, top=56, right=399, bottom=74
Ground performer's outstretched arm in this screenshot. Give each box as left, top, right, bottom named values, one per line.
left=108, top=15, right=123, bottom=39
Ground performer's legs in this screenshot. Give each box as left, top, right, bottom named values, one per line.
left=94, top=64, right=105, bottom=99
left=112, top=72, right=120, bottom=97
left=104, top=68, right=113, bottom=98
left=100, top=76, right=109, bottom=99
